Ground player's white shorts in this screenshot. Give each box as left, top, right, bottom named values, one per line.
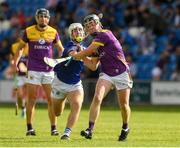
left=26, top=71, right=54, bottom=85
left=51, top=75, right=83, bottom=99
left=99, top=71, right=133, bottom=90
left=17, top=76, right=27, bottom=87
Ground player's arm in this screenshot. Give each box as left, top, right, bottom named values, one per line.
left=10, top=53, right=15, bottom=66
left=68, top=45, right=100, bottom=71
left=13, top=41, right=26, bottom=70
left=55, top=40, right=64, bottom=56
left=82, top=57, right=100, bottom=71
left=4, top=52, right=16, bottom=78
left=70, top=43, right=99, bottom=60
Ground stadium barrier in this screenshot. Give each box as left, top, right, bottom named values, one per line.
left=151, top=81, right=180, bottom=105
left=0, top=80, right=47, bottom=103
left=0, top=80, right=180, bottom=105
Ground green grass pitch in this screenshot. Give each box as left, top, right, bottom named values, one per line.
left=0, top=104, right=180, bottom=147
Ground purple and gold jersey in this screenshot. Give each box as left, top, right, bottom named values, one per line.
left=21, top=25, right=61, bottom=72
left=12, top=42, right=28, bottom=76
left=92, top=29, right=129, bottom=76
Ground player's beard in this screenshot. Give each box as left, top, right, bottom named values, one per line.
left=39, top=23, right=47, bottom=28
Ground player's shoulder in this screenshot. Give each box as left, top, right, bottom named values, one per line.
left=99, top=29, right=111, bottom=35
left=11, top=42, right=19, bottom=54
left=94, top=29, right=111, bottom=39
left=97, top=29, right=113, bottom=40
left=101, top=29, right=110, bottom=33
left=47, top=25, right=58, bottom=33
left=12, top=42, right=19, bottom=47
left=66, top=40, right=76, bottom=47
left=26, top=25, right=36, bottom=32
left=64, top=40, right=77, bottom=54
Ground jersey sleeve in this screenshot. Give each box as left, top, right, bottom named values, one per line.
left=21, top=30, right=29, bottom=43
left=53, top=32, right=60, bottom=44
left=92, top=32, right=105, bottom=47
left=66, top=42, right=78, bottom=54
left=11, top=43, right=16, bottom=55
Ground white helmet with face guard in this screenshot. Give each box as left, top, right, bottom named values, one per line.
left=68, top=23, right=84, bottom=42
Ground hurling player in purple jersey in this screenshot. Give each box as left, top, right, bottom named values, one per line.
left=70, top=14, right=133, bottom=141
left=13, top=8, right=64, bottom=136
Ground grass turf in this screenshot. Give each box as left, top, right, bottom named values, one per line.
left=0, top=104, right=180, bottom=147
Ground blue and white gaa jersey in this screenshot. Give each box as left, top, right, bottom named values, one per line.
left=54, top=40, right=86, bottom=84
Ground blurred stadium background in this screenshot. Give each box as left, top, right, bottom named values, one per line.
left=0, top=0, right=180, bottom=147
left=0, top=0, right=180, bottom=105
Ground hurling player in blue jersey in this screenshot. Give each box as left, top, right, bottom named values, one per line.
left=71, top=14, right=133, bottom=141
left=52, top=23, right=98, bottom=140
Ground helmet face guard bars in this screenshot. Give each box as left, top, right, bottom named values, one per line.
left=83, top=14, right=100, bottom=26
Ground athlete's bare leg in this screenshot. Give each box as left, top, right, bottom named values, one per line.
left=42, top=84, right=57, bottom=126
left=117, top=88, right=131, bottom=125
left=53, top=97, right=66, bottom=116
left=80, top=79, right=112, bottom=139
left=66, top=89, right=83, bottom=129
left=89, top=79, right=112, bottom=124
left=17, top=84, right=26, bottom=118
left=26, top=84, right=38, bottom=125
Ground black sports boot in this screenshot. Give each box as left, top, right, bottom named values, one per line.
left=26, top=129, right=36, bottom=136
left=118, top=129, right=129, bottom=141
left=51, top=129, right=59, bottom=136
left=80, top=128, right=92, bottom=139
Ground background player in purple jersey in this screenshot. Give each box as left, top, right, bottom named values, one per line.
left=70, top=14, right=133, bottom=141
left=5, top=39, right=28, bottom=118
left=13, top=8, right=64, bottom=136
left=52, top=23, right=98, bottom=140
